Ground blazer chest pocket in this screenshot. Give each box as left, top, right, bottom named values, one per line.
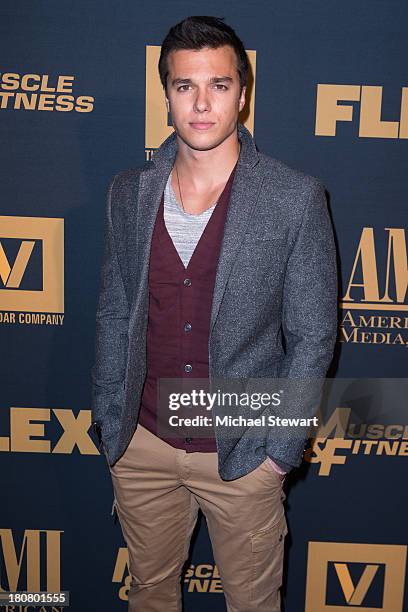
left=243, top=227, right=287, bottom=243
left=228, top=230, right=287, bottom=292
left=240, top=232, right=287, bottom=260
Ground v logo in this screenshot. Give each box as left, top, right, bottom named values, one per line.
left=334, top=562, right=379, bottom=605
left=306, top=541, right=406, bottom=612
left=0, top=240, right=35, bottom=288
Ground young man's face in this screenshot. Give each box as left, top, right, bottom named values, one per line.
left=165, top=44, right=246, bottom=152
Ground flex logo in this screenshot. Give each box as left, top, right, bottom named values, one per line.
left=144, top=45, right=257, bottom=154
left=0, top=407, right=100, bottom=455
left=305, top=541, right=407, bottom=611
left=315, top=84, right=408, bottom=138
left=0, top=216, right=64, bottom=314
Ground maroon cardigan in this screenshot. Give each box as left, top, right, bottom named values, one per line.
left=137, top=163, right=237, bottom=451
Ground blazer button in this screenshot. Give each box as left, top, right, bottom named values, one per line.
left=183, top=278, right=192, bottom=286
left=185, top=437, right=192, bottom=443
left=184, top=364, right=193, bottom=373
left=184, top=322, right=192, bottom=332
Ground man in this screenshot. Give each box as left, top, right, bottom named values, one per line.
left=91, top=15, right=338, bottom=612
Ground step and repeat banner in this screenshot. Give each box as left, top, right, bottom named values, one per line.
left=1, top=2, right=407, bottom=611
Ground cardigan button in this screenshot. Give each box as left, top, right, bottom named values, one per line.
left=183, top=278, right=192, bottom=287
left=184, top=322, right=192, bottom=332
left=184, top=364, right=193, bottom=373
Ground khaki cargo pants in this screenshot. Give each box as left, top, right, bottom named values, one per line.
left=108, top=423, right=288, bottom=611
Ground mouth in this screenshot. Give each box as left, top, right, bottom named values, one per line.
left=189, top=122, right=215, bottom=131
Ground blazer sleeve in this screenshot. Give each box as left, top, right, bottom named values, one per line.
left=90, top=174, right=130, bottom=439
left=278, top=179, right=338, bottom=379
left=268, top=179, right=338, bottom=468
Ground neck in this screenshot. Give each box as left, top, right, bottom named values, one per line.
left=173, top=127, right=241, bottom=190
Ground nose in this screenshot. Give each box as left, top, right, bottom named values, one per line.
left=193, top=86, right=211, bottom=113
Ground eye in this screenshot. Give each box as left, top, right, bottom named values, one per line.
left=176, top=84, right=228, bottom=92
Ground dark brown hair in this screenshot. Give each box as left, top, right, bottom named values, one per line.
left=158, top=16, right=249, bottom=95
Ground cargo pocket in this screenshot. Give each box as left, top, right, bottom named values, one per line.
left=250, top=513, right=288, bottom=602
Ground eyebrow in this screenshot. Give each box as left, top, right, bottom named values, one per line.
left=171, top=76, right=233, bottom=87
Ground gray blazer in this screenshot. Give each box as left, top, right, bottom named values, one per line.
left=91, top=122, right=338, bottom=480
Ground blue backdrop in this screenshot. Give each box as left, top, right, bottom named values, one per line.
left=1, top=2, right=407, bottom=610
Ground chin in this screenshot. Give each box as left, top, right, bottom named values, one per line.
left=175, top=128, right=216, bottom=150
left=189, top=138, right=221, bottom=152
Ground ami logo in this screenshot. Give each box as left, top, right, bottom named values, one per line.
left=305, top=541, right=407, bottom=611
left=341, top=228, right=407, bottom=312
left=0, top=528, right=63, bottom=592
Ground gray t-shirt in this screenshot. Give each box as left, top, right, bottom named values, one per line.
left=163, top=171, right=217, bottom=268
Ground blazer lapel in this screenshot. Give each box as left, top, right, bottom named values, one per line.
left=209, top=161, right=264, bottom=333
left=129, top=160, right=173, bottom=326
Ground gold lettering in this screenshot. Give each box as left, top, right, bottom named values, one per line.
left=359, top=86, right=399, bottom=138
left=315, top=84, right=360, bottom=136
